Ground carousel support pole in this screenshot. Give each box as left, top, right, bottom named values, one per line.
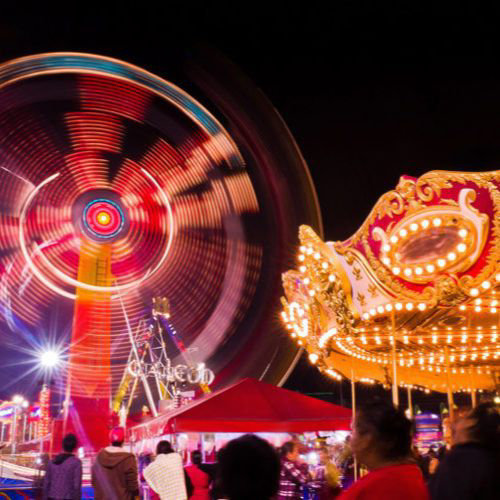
left=391, top=311, right=399, bottom=407
left=407, top=386, right=413, bottom=420
left=444, top=346, right=454, bottom=420
left=350, top=367, right=356, bottom=419
left=470, top=367, right=477, bottom=408
left=350, top=364, right=358, bottom=482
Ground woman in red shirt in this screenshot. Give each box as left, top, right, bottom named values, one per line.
left=185, top=450, right=211, bottom=500
left=339, top=400, right=429, bottom=500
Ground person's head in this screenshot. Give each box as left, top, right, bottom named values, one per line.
left=319, top=446, right=329, bottom=463
left=156, top=440, right=174, bottom=455
left=351, top=400, right=412, bottom=469
left=452, top=402, right=500, bottom=449
left=218, top=434, right=280, bottom=500
left=109, top=427, right=125, bottom=447
left=191, top=450, right=202, bottom=466
left=62, top=433, right=77, bottom=453
left=280, top=441, right=299, bottom=461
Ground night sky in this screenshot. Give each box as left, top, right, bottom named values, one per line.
left=1, top=4, right=499, bottom=412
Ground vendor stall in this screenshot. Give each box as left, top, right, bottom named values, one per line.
left=128, top=378, right=352, bottom=456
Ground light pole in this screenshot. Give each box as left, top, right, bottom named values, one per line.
left=11, top=395, right=28, bottom=455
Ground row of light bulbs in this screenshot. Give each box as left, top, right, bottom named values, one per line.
left=362, top=293, right=500, bottom=320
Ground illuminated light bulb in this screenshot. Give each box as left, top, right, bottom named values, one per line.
left=433, top=218, right=442, bottom=227
left=314, top=252, right=321, bottom=260
left=299, top=245, right=306, bottom=253
left=457, top=243, right=467, bottom=253
left=491, top=300, right=498, bottom=307
left=385, top=304, right=393, bottom=312
left=404, top=268, right=413, bottom=276
left=390, top=235, right=398, bottom=244
left=403, top=335, right=409, bottom=344
left=447, top=335, right=452, bottom=343
left=459, top=304, right=466, bottom=310
left=437, top=259, right=446, bottom=268
left=298, top=254, right=305, bottom=262
left=369, top=308, right=376, bottom=316
left=382, top=257, right=390, bottom=266
left=362, top=313, right=370, bottom=320
left=303, top=277, right=310, bottom=285
left=309, top=290, right=315, bottom=297
left=481, top=281, right=491, bottom=290
left=322, top=262, right=328, bottom=269
left=421, top=219, right=430, bottom=229
left=491, top=307, right=497, bottom=314
left=447, top=252, right=456, bottom=261
left=426, top=264, right=435, bottom=273
left=470, top=288, right=479, bottom=296
left=418, top=303, right=426, bottom=311
left=399, top=229, right=408, bottom=237
left=496, top=273, right=500, bottom=282
left=415, top=267, right=423, bottom=275
left=306, top=247, right=313, bottom=255
left=392, top=267, right=401, bottom=275
left=382, top=244, right=391, bottom=252
left=395, top=303, right=403, bottom=311
left=39, top=350, right=60, bottom=369
left=475, top=298, right=482, bottom=305
left=377, top=306, right=384, bottom=314
left=410, top=223, right=418, bottom=231
left=298, top=340, right=303, bottom=345
left=432, top=335, right=437, bottom=343
left=328, top=274, right=335, bottom=282
left=299, top=265, right=306, bottom=273
left=475, top=306, right=481, bottom=312
left=405, top=303, right=414, bottom=311
left=309, top=353, right=319, bottom=364
left=458, top=228, right=467, bottom=238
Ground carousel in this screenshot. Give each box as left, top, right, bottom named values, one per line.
left=281, top=170, right=500, bottom=416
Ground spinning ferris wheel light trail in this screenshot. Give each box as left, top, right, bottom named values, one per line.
left=0, top=51, right=322, bottom=451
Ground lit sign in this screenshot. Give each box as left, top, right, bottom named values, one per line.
left=127, top=358, right=215, bottom=386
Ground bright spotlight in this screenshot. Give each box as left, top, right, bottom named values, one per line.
left=40, top=349, right=60, bottom=368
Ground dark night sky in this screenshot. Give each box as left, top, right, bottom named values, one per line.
left=1, top=4, right=499, bottom=412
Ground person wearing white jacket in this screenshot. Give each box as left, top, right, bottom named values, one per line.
left=143, top=440, right=189, bottom=500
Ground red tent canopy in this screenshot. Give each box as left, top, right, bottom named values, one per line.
left=129, top=378, right=352, bottom=441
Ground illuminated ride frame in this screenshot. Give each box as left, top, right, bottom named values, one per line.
left=0, top=52, right=322, bottom=452
left=281, top=170, right=500, bottom=417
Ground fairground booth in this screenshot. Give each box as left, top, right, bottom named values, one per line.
left=128, top=378, right=352, bottom=460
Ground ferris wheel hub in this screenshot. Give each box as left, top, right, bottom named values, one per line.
left=73, top=190, right=129, bottom=243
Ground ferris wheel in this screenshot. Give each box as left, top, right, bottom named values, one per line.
left=0, top=53, right=321, bottom=440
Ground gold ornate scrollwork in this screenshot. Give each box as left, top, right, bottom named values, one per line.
left=434, top=276, right=468, bottom=307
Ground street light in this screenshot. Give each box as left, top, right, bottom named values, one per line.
left=39, top=349, right=61, bottom=369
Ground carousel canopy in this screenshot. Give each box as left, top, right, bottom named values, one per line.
left=281, top=170, right=500, bottom=394
left=128, top=378, right=352, bottom=441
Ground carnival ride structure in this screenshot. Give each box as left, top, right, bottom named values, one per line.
left=0, top=52, right=322, bottom=450
left=282, top=171, right=500, bottom=413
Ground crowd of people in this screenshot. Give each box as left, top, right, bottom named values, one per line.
left=41, top=400, right=499, bottom=499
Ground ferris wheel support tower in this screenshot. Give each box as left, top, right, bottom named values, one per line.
left=64, top=194, right=128, bottom=451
